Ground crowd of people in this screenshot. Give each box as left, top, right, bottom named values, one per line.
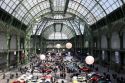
left=1, top=52, right=125, bottom=83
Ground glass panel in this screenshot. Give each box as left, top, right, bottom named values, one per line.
left=124, top=0, right=125, bottom=3
left=48, top=32, right=68, bottom=40
left=98, top=0, right=122, bottom=14
left=55, top=24, right=61, bottom=32
left=68, top=1, right=97, bottom=24
left=1, top=2, right=7, bottom=9
left=0, top=1, right=3, bottom=5
left=53, top=0, right=66, bottom=11
left=0, top=0, right=123, bottom=25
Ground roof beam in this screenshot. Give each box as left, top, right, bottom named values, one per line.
left=67, top=20, right=77, bottom=35
left=49, top=0, right=54, bottom=14
left=64, top=0, right=69, bottom=14
left=73, top=20, right=82, bottom=35
left=54, top=23, right=56, bottom=32
left=38, top=21, right=48, bottom=35
left=44, top=16, right=75, bottom=20
left=35, top=20, right=46, bottom=35
left=39, top=20, right=48, bottom=35
left=41, top=23, right=76, bottom=37
left=60, top=23, right=63, bottom=32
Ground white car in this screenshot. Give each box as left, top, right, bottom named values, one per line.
left=77, top=75, right=87, bottom=83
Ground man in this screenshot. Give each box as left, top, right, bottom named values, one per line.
left=7, top=79, right=9, bottom=83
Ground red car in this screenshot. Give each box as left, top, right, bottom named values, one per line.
left=41, top=68, right=52, bottom=73
left=80, top=67, right=91, bottom=72
left=88, top=74, right=102, bottom=83
left=13, top=80, right=26, bottom=83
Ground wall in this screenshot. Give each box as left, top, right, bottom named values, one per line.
left=101, top=35, right=107, bottom=49
left=111, top=32, right=120, bottom=49
left=0, top=33, right=22, bottom=68
left=10, top=36, right=17, bottom=50
left=0, top=33, right=7, bottom=51
left=123, top=32, right=125, bottom=48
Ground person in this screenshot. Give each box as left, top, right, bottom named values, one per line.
left=7, top=78, right=9, bottom=83
left=31, top=69, right=33, bottom=74
left=95, top=67, right=98, bottom=71
left=10, top=73, right=12, bottom=79
left=16, top=72, right=18, bottom=78
left=92, top=80, right=96, bottom=83
left=3, top=73, right=5, bottom=79
left=61, top=80, right=64, bottom=83
left=62, top=72, right=66, bottom=79
left=45, top=81, right=50, bottom=83
left=112, top=73, right=117, bottom=79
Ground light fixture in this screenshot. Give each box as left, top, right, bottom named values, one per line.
left=66, top=42, right=72, bottom=49
left=22, top=50, right=24, bottom=53
left=63, top=49, right=65, bottom=51
left=14, top=51, right=16, bottom=55
left=85, top=56, right=94, bottom=65
left=56, top=44, right=61, bottom=48
left=40, top=54, right=46, bottom=60
left=48, top=53, right=51, bottom=55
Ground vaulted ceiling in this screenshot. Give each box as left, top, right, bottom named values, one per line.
left=0, top=0, right=124, bottom=39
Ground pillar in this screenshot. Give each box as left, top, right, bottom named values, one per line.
left=119, top=32, right=123, bottom=49
left=98, top=35, right=102, bottom=63
left=16, top=36, right=20, bottom=66
left=107, top=34, right=111, bottom=63
left=119, top=32, right=124, bottom=66
left=6, top=34, right=11, bottom=69
left=33, top=36, right=37, bottom=54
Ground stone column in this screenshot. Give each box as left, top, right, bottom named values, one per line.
left=119, top=32, right=123, bottom=66
left=16, top=36, right=20, bottom=66
left=6, top=34, right=11, bottom=69
left=107, top=34, right=111, bottom=63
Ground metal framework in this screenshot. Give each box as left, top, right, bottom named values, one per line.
left=42, top=23, right=75, bottom=39
left=0, top=0, right=124, bottom=39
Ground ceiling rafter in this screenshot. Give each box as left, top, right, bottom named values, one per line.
left=64, top=0, right=69, bottom=14
left=28, top=8, right=88, bottom=25
left=49, top=0, right=54, bottom=14
left=20, top=0, right=47, bottom=22
left=41, top=23, right=75, bottom=39
left=41, top=23, right=76, bottom=35
left=35, top=20, right=46, bottom=35
left=60, top=23, right=63, bottom=32
left=71, top=0, right=97, bottom=22
left=72, top=20, right=82, bottom=35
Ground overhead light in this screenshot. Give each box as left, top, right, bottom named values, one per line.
left=56, top=44, right=61, bottom=48
left=85, top=56, right=94, bottom=65
left=66, top=42, right=72, bottom=49
left=40, top=54, right=46, bottom=60
left=14, top=51, right=16, bottom=55
left=63, top=49, right=65, bottom=51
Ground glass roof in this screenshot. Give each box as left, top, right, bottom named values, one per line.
left=40, top=23, right=75, bottom=39
left=31, top=16, right=85, bottom=37
left=48, top=32, right=68, bottom=40
left=0, top=0, right=123, bottom=25
left=0, top=0, right=124, bottom=39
